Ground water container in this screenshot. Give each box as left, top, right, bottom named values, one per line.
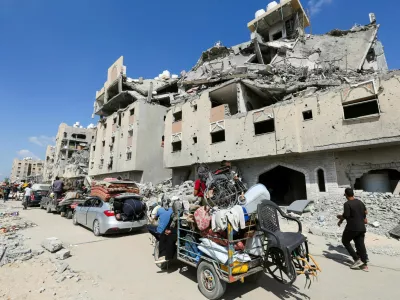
left=243, top=184, right=270, bottom=213
left=267, top=1, right=278, bottom=11
left=255, top=9, right=266, bottom=18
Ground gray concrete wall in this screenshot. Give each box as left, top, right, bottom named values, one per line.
left=334, top=145, right=400, bottom=187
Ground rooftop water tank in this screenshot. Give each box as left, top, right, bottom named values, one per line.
left=255, top=9, right=266, bottom=18
left=267, top=1, right=278, bottom=11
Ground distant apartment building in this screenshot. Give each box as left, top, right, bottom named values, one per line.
left=163, top=1, right=396, bottom=204
left=51, top=123, right=95, bottom=180
left=89, top=56, right=173, bottom=183
left=10, top=157, right=44, bottom=182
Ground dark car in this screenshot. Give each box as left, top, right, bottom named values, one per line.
left=30, top=184, right=51, bottom=207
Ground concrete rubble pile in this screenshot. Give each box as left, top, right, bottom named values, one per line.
left=171, top=23, right=386, bottom=107
left=63, top=149, right=90, bottom=179
left=138, top=178, right=195, bottom=204
left=302, top=191, right=400, bottom=237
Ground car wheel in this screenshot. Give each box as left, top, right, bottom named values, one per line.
left=72, top=212, right=78, bottom=225
left=67, top=210, right=73, bottom=219
left=46, top=204, right=52, bottom=213
left=197, top=261, right=226, bottom=300
left=93, top=220, right=101, bottom=236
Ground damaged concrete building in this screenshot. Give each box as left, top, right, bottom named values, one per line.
left=163, top=0, right=399, bottom=205
left=10, top=157, right=44, bottom=183
left=89, top=56, right=173, bottom=182
left=46, top=123, right=95, bottom=182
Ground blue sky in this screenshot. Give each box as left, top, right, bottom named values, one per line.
left=0, top=0, right=399, bottom=181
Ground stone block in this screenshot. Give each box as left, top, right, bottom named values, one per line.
left=41, top=237, right=63, bottom=253
left=55, top=249, right=70, bottom=260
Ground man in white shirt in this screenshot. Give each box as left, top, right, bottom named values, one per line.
left=23, top=184, right=32, bottom=210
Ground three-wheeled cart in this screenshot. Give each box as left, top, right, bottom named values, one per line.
left=173, top=203, right=321, bottom=300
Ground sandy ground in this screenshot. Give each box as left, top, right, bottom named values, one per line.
left=1, top=200, right=400, bottom=300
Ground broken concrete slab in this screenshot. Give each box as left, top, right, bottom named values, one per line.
left=56, top=262, right=69, bottom=274
left=41, top=237, right=63, bottom=253
left=55, top=249, right=70, bottom=260
left=287, top=200, right=314, bottom=215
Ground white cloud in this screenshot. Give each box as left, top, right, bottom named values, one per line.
left=17, top=149, right=40, bottom=160
left=308, top=0, right=333, bottom=15
left=29, top=135, right=55, bottom=147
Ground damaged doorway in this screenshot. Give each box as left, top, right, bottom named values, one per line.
left=259, top=166, right=307, bottom=205
left=354, top=169, right=400, bottom=193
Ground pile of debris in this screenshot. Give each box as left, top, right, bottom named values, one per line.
left=302, top=192, right=400, bottom=237
left=63, top=149, right=90, bottom=178
left=138, top=178, right=195, bottom=204
left=0, top=210, right=36, bottom=234
left=0, top=232, right=43, bottom=266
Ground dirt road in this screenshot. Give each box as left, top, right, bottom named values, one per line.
left=1, top=201, right=400, bottom=300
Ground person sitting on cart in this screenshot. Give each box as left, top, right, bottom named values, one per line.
left=194, top=165, right=208, bottom=206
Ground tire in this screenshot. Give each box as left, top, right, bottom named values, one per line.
left=154, top=241, right=167, bottom=270
left=93, top=220, right=101, bottom=236
left=67, top=210, right=73, bottom=219
left=72, top=212, right=78, bottom=225
left=265, top=247, right=296, bottom=285
left=197, top=261, right=226, bottom=300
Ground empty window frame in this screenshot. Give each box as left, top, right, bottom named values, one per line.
left=302, top=110, right=313, bottom=121
left=211, top=130, right=226, bottom=143
left=130, top=108, right=135, bottom=116
left=173, top=111, right=182, bottom=122
left=317, top=169, right=326, bottom=192
left=172, top=141, right=182, bottom=152
left=127, top=152, right=132, bottom=160
left=343, top=98, right=380, bottom=120
left=193, top=136, right=198, bottom=144
left=111, top=137, right=115, bottom=143
left=113, top=117, right=117, bottom=124
left=254, top=119, right=275, bottom=135
left=128, top=130, right=133, bottom=137
left=102, top=141, right=105, bottom=147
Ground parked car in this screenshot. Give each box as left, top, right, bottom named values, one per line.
left=72, top=196, right=147, bottom=236
left=29, top=184, right=51, bottom=207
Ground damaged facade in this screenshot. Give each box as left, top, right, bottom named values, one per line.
left=10, top=158, right=44, bottom=182
left=43, top=123, right=95, bottom=182
left=163, top=1, right=398, bottom=204
left=89, top=56, right=173, bottom=183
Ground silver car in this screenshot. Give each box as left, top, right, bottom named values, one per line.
left=72, top=197, right=147, bottom=236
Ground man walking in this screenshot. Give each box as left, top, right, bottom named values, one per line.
left=23, top=184, right=32, bottom=210
left=337, top=188, right=368, bottom=271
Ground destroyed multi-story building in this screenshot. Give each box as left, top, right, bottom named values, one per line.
left=10, top=157, right=44, bottom=182
left=42, top=145, right=55, bottom=183
left=89, top=56, right=173, bottom=182
left=163, top=0, right=399, bottom=204
left=49, top=123, right=95, bottom=181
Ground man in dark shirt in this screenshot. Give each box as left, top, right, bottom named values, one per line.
left=337, top=188, right=368, bottom=271
left=52, top=177, right=64, bottom=200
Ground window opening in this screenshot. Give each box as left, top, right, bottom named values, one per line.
left=193, top=136, right=198, bottom=144
left=343, top=99, right=379, bottom=120
left=173, top=111, right=182, bottom=122
left=317, top=169, right=326, bottom=192
left=302, top=110, right=313, bottom=121
left=211, top=131, right=225, bottom=143
left=172, top=141, right=182, bottom=152
left=254, top=119, right=275, bottom=135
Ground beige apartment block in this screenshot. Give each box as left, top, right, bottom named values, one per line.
left=89, top=57, right=173, bottom=183
left=10, top=158, right=44, bottom=182
left=52, top=123, right=95, bottom=180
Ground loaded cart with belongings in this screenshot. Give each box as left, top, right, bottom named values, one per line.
left=171, top=170, right=321, bottom=300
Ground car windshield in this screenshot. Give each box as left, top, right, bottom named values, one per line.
left=32, top=184, right=51, bottom=191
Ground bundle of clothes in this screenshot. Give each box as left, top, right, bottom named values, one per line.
left=90, top=179, right=140, bottom=202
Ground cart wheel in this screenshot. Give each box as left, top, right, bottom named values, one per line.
left=72, top=212, right=78, bottom=225
left=67, top=210, right=73, bottom=219
left=154, top=241, right=167, bottom=270
left=197, top=261, right=226, bottom=300
left=265, top=247, right=296, bottom=285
